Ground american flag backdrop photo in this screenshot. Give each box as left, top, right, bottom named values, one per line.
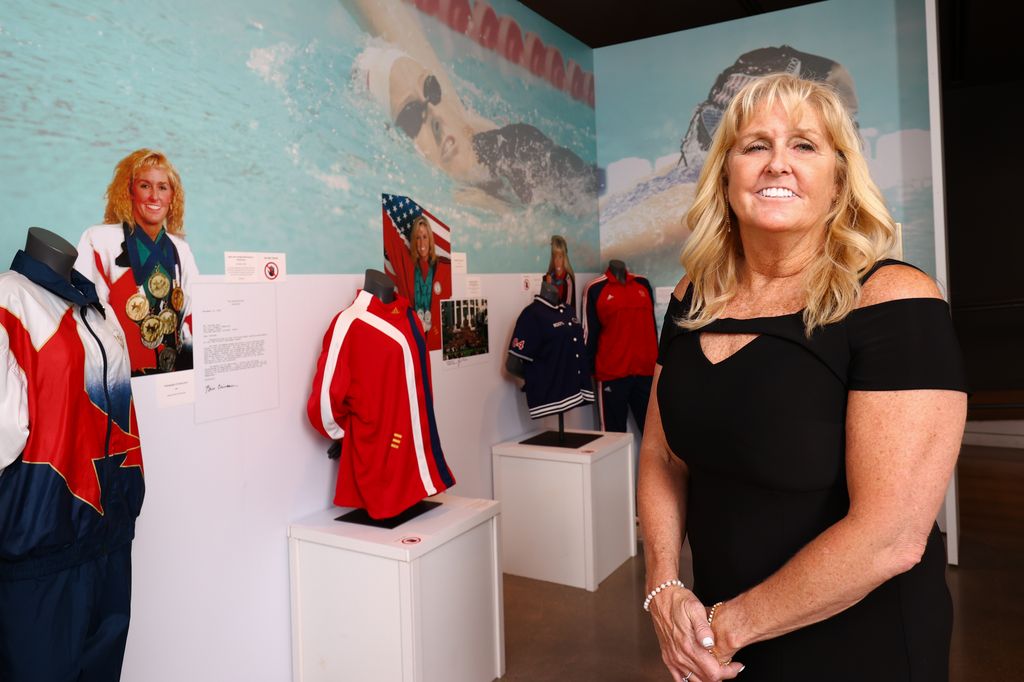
left=382, top=193, right=452, bottom=273
left=381, top=193, right=454, bottom=351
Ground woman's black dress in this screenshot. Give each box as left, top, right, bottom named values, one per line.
left=657, top=261, right=966, bottom=681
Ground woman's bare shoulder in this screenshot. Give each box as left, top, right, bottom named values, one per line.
left=672, top=275, right=691, bottom=301
left=858, top=263, right=942, bottom=308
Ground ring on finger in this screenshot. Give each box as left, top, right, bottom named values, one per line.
left=683, top=672, right=693, bottom=681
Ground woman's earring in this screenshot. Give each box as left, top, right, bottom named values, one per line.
left=724, top=199, right=731, bottom=234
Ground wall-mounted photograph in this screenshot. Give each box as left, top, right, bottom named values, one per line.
left=440, top=298, right=488, bottom=362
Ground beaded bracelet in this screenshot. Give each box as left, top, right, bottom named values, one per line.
left=642, top=579, right=685, bottom=612
left=706, top=601, right=732, bottom=665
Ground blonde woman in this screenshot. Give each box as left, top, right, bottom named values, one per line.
left=638, top=73, right=966, bottom=681
left=76, top=149, right=199, bottom=375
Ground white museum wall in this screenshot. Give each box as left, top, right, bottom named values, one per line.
left=122, top=271, right=598, bottom=682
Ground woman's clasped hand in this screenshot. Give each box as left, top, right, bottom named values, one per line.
left=647, top=584, right=744, bottom=681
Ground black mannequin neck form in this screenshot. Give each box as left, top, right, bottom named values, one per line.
left=608, top=259, right=626, bottom=284
left=25, top=227, right=77, bottom=281
left=363, top=269, right=396, bottom=303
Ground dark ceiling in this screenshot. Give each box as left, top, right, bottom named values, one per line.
left=518, top=0, right=1022, bottom=88
left=518, top=0, right=825, bottom=49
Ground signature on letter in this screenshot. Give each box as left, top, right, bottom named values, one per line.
left=205, top=383, right=240, bottom=394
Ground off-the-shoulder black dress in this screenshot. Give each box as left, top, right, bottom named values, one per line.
left=657, top=260, right=966, bottom=681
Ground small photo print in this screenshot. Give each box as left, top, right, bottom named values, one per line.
left=441, top=299, right=489, bottom=362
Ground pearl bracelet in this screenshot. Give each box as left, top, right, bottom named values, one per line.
left=706, top=601, right=732, bottom=665
left=707, top=600, right=725, bottom=626
left=642, top=579, right=685, bottom=612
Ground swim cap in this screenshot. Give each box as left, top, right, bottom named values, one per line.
left=353, top=44, right=410, bottom=117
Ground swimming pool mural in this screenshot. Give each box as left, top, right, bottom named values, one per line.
left=1, top=0, right=598, bottom=275
left=594, top=0, right=938, bottom=290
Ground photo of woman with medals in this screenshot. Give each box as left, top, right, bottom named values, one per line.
left=409, top=215, right=450, bottom=349
left=75, top=148, right=199, bottom=376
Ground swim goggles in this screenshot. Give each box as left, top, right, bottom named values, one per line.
left=394, top=74, right=442, bottom=139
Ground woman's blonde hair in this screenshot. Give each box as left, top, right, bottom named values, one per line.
left=546, top=235, right=575, bottom=281
left=103, top=149, right=186, bottom=235
left=409, top=216, right=436, bottom=264
left=680, top=72, right=896, bottom=335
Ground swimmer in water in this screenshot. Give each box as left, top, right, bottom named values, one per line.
left=347, top=0, right=599, bottom=214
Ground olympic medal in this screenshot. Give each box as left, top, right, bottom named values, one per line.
left=158, top=347, right=177, bottom=372
left=158, top=308, right=178, bottom=336
left=147, top=270, right=171, bottom=299
left=125, top=293, right=149, bottom=321
left=171, top=286, right=185, bottom=312
left=139, top=315, right=164, bottom=348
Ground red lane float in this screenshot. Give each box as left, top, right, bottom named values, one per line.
left=495, top=15, right=523, bottom=64
left=405, top=0, right=594, bottom=107
left=436, top=0, right=470, bottom=34
left=468, top=0, right=498, bottom=48
left=414, top=0, right=439, bottom=17
left=566, top=58, right=585, bottom=100
left=544, top=45, right=565, bottom=91
left=522, top=31, right=546, bottom=78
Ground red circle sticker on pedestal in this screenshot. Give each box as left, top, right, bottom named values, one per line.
left=400, top=536, right=422, bottom=545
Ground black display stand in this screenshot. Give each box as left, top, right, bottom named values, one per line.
left=335, top=500, right=441, bottom=529
left=518, top=413, right=602, bottom=448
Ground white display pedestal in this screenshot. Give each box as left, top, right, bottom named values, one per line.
left=288, top=494, right=504, bottom=682
left=491, top=430, right=636, bottom=591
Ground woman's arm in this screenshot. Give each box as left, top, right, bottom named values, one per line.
left=638, top=366, right=688, bottom=592
left=639, top=277, right=695, bottom=594
left=640, top=275, right=746, bottom=680
left=640, top=366, right=716, bottom=681
left=173, top=237, right=200, bottom=348
left=710, top=266, right=967, bottom=658
left=346, top=0, right=441, bottom=71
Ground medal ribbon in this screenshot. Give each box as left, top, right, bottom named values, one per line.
left=122, top=222, right=178, bottom=294
left=414, top=261, right=435, bottom=313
